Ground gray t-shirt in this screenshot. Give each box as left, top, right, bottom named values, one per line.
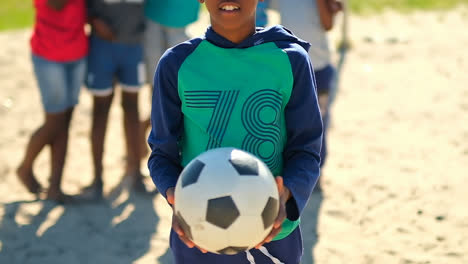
left=88, top=0, right=145, bottom=44
left=277, top=0, right=331, bottom=69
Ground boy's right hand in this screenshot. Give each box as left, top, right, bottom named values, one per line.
left=166, top=188, right=208, bottom=254
left=91, top=18, right=116, bottom=42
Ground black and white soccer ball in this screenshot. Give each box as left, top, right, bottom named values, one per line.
left=174, top=147, right=279, bottom=255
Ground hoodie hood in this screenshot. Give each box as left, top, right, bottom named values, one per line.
left=204, top=25, right=311, bottom=52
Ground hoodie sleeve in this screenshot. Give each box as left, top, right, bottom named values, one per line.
left=147, top=39, right=203, bottom=199
left=278, top=42, right=323, bottom=221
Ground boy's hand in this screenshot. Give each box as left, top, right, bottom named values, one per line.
left=91, top=18, right=116, bottom=42
left=166, top=188, right=208, bottom=254
left=255, top=176, right=290, bottom=249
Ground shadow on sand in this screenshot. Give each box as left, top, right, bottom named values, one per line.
left=300, top=190, right=324, bottom=264
left=298, top=42, right=348, bottom=264
left=0, top=179, right=160, bottom=264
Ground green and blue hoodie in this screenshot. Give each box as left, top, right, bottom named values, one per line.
left=148, top=26, right=323, bottom=241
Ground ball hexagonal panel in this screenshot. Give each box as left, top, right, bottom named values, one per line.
left=218, top=246, right=249, bottom=255
left=206, top=196, right=240, bottom=229
left=228, top=157, right=259, bottom=176
left=261, top=197, right=279, bottom=229
left=181, top=159, right=205, bottom=188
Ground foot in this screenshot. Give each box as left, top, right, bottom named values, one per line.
left=46, top=189, right=77, bottom=204
left=16, top=166, right=43, bottom=195
left=81, top=180, right=104, bottom=200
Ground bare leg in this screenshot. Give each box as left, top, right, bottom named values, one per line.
left=318, top=92, right=329, bottom=117
left=84, top=94, right=114, bottom=198
left=121, top=91, right=146, bottom=192
left=140, top=118, right=151, bottom=157
left=140, top=84, right=153, bottom=158
left=47, top=108, right=75, bottom=202
left=17, top=111, right=68, bottom=194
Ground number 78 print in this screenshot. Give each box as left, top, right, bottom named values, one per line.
left=184, top=89, right=283, bottom=171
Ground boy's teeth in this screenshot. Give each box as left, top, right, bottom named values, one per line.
left=222, top=5, right=239, bottom=11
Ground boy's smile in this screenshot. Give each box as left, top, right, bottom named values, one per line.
left=219, top=2, right=241, bottom=16
left=200, top=0, right=261, bottom=43
left=218, top=2, right=241, bottom=14
left=207, top=0, right=253, bottom=20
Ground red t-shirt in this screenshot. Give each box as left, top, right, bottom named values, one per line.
left=31, top=0, right=88, bottom=62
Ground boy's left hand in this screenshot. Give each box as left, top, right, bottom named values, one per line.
left=255, top=176, right=291, bottom=249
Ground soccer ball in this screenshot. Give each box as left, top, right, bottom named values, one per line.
left=174, top=147, right=279, bottom=255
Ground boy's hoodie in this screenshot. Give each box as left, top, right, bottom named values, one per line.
left=148, top=25, right=323, bottom=241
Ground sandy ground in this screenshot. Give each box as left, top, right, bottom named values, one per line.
left=1, top=8, right=468, bottom=264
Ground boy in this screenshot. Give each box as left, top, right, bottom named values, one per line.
left=147, top=0, right=323, bottom=263
left=17, top=0, right=88, bottom=203
left=84, top=0, right=147, bottom=198
left=278, top=0, right=342, bottom=182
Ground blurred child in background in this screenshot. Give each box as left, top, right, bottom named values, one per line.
left=17, top=0, right=88, bottom=203
left=256, top=0, right=269, bottom=27
left=140, top=0, right=200, bottom=157
left=278, top=0, right=342, bottom=190
left=84, top=0, right=147, bottom=199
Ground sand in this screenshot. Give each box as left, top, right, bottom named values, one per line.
left=0, top=8, right=467, bottom=264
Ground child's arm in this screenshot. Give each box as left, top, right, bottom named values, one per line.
left=47, top=0, right=68, bottom=10
left=317, top=0, right=343, bottom=31
left=147, top=39, right=204, bottom=199
left=89, top=18, right=117, bottom=42
left=147, top=52, right=184, bottom=200
left=256, top=43, right=323, bottom=247
left=282, top=46, right=323, bottom=222
left=147, top=41, right=211, bottom=251
left=86, top=0, right=116, bottom=41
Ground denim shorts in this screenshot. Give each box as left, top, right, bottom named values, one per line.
left=314, top=64, right=336, bottom=94
left=32, top=54, right=86, bottom=113
left=86, top=35, right=145, bottom=96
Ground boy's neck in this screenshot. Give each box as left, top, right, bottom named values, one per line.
left=211, top=22, right=256, bottom=44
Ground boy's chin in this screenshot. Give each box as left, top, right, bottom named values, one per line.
left=213, top=18, right=253, bottom=30
left=218, top=23, right=244, bottom=30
